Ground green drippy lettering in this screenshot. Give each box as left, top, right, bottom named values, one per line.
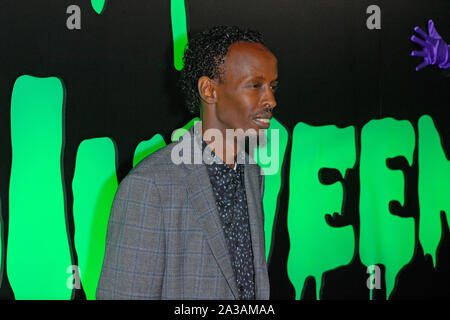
left=91, top=0, right=107, bottom=15
left=133, top=134, right=167, bottom=167
left=4, top=72, right=447, bottom=300
left=287, top=122, right=356, bottom=299
left=171, top=117, right=200, bottom=142
left=253, top=118, right=288, bottom=260
left=72, top=137, right=119, bottom=299
left=418, top=115, right=449, bottom=267
left=8, top=76, right=72, bottom=299
left=170, top=0, right=189, bottom=71
left=359, top=118, right=415, bottom=299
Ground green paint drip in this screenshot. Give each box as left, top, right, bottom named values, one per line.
left=253, top=118, right=288, bottom=261
left=359, top=118, right=415, bottom=299
left=72, top=138, right=118, bottom=300
left=170, top=0, right=189, bottom=71
left=91, top=0, right=107, bottom=14
left=171, top=117, right=200, bottom=142
left=418, top=115, right=449, bottom=267
left=287, top=123, right=356, bottom=299
left=133, top=134, right=167, bottom=167
left=8, top=75, right=72, bottom=299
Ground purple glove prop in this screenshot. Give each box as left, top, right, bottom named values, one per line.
left=410, top=19, right=450, bottom=71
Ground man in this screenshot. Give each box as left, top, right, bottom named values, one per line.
left=96, top=25, right=278, bottom=299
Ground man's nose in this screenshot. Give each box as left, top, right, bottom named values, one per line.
left=262, top=86, right=277, bottom=110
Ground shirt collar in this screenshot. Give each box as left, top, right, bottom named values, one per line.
left=201, top=139, right=239, bottom=171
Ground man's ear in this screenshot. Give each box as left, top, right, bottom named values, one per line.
left=198, top=76, right=218, bottom=105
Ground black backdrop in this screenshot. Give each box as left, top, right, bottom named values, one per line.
left=0, top=0, right=449, bottom=299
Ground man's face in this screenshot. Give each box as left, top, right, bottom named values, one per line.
left=211, top=42, right=278, bottom=135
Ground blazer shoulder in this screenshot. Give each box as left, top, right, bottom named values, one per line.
left=125, top=141, right=189, bottom=185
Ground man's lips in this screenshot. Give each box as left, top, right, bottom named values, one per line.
left=253, top=117, right=271, bottom=128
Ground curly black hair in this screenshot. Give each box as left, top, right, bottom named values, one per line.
left=178, top=25, right=266, bottom=114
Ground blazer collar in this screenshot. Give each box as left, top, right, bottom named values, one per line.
left=181, top=121, right=268, bottom=299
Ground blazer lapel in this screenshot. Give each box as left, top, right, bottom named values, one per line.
left=180, top=121, right=269, bottom=300
left=244, top=162, right=270, bottom=300
left=181, top=121, right=239, bottom=299
left=185, top=166, right=240, bottom=299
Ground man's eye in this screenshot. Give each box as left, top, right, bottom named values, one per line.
left=271, top=85, right=279, bottom=92
left=252, top=83, right=261, bottom=88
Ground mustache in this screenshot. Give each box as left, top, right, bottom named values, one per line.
left=254, top=104, right=275, bottom=118
left=252, top=110, right=273, bottom=119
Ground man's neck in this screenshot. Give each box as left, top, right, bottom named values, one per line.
left=201, top=126, right=238, bottom=169
left=202, top=135, right=237, bottom=169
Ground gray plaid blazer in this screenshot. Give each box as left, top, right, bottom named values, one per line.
left=96, top=122, right=269, bottom=299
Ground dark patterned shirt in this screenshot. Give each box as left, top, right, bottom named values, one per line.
left=202, top=140, right=255, bottom=300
